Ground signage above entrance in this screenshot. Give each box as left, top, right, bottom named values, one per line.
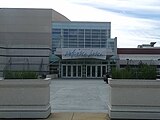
left=62, top=48, right=113, bottom=59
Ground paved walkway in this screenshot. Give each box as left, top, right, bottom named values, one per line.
left=38, top=113, right=109, bottom=120
left=50, top=79, right=109, bottom=112
left=2, top=113, right=109, bottom=120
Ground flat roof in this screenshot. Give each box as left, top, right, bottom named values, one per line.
left=118, top=48, right=160, bottom=54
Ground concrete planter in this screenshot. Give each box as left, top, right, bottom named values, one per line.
left=0, top=78, right=51, bottom=118
left=108, top=79, right=160, bottom=119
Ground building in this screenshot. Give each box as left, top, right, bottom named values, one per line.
left=2, top=8, right=159, bottom=79
left=0, top=8, right=117, bottom=78
left=117, top=44, right=160, bottom=76
left=51, top=22, right=117, bottom=78
left=0, top=8, right=69, bottom=77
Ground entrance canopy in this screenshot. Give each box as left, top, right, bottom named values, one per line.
left=55, top=48, right=114, bottom=60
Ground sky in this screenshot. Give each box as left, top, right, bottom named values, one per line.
left=0, top=0, right=160, bottom=48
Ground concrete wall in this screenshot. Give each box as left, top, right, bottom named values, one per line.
left=109, top=79, right=160, bottom=119
left=0, top=8, right=52, bottom=76
left=0, top=79, right=51, bottom=118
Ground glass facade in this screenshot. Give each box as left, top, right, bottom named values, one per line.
left=52, top=29, right=110, bottom=49
left=51, top=22, right=117, bottom=78
left=52, top=22, right=115, bottom=53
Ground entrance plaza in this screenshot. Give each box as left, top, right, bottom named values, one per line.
left=50, top=79, right=109, bottom=113
left=46, top=79, right=109, bottom=120
left=49, top=79, right=109, bottom=120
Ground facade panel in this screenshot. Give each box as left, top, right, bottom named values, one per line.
left=0, top=8, right=52, bottom=77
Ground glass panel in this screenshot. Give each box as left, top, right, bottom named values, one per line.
left=92, top=66, right=96, bottom=77
left=78, top=66, right=81, bottom=77
left=67, top=66, right=71, bottom=77
left=102, top=66, right=106, bottom=76
left=87, top=66, right=91, bottom=77
left=63, top=66, right=66, bottom=77
left=73, top=66, right=77, bottom=77
left=97, top=66, right=101, bottom=77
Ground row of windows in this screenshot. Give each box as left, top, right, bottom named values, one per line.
left=52, top=43, right=114, bottom=49
left=53, top=37, right=109, bottom=41
left=52, top=34, right=108, bottom=38
left=52, top=29, right=110, bottom=37
left=54, top=39, right=107, bottom=42
left=52, top=29, right=109, bottom=33
left=52, top=45, right=109, bottom=53
left=52, top=28, right=115, bottom=53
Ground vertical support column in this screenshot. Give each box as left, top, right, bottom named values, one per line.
left=59, top=60, right=61, bottom=78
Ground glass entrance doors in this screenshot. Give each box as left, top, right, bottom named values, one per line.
left=78, top=66, right=82, bottom=77
left=92, top=66, right=96, bottom=77
left=86, top=65, right=106, bottom=78
left=67, top=66, right=71, bottom=77
left=62, top=65, right=82, bottom=78
left=62, top=64, right=107, bottom=78
left=73, top=66, right=77, bottom=77
left=87, top=66, right=91, bottom=77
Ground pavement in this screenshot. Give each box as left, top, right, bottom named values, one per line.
left=2, top=113, right=109, bottom=120
left=50, top=79, right=109, bottom=113
left=48, top=79, right=110, bottom=120
left=37, top=112, right=109, bottom=120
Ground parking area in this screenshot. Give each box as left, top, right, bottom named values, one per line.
left=50, top=79, right=109, bottom=113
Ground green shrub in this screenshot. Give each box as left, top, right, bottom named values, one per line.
left=137, top=64, right=156, bottom=79
left=112, top=63, right=157, bottom=80
left=3, top=71, right=38, bottom=79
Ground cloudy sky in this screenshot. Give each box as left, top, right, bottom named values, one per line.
left=0, top=0, right=160, bottom=48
